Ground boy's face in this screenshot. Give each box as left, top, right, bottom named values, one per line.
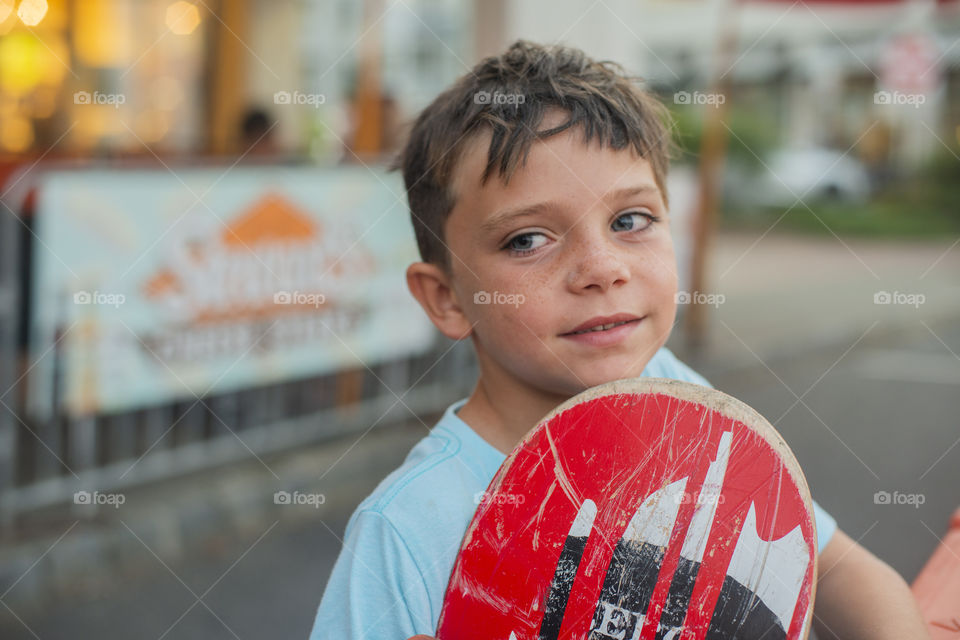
left=436, top=114, right=678, bottom=398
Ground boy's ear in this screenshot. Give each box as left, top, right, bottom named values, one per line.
left=406, top=262, right=474, bottom=341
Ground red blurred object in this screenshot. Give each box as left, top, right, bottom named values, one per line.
left=745, top=0, right=957, bottom=4
left=912, top=507, right=960, bottom=640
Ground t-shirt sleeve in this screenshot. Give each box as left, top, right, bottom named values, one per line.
left=811, top=499, right=837, bottom=555
left=309, top=509, right=434, bottom=640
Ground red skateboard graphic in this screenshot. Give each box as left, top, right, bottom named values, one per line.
left=437, top=378, right=817, bottom=640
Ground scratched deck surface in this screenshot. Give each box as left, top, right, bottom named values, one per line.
left=437, top=378, right=817, bottom=640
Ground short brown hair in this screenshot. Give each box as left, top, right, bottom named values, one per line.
left=390, top=39, right=675, bottom=273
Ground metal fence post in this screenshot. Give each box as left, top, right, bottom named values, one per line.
left=0, top=191, right=19, bottom=531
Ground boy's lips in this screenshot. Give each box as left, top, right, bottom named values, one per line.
left=560, top=313, right=644, bottom=336
left=559, top=315, right=644, bottom=347
left=560, top=314, right=646, bottom=347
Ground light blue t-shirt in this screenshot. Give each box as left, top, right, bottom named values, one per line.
left=309, top=346, right=837, bottom=639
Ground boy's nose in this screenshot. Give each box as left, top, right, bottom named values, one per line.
left=566, top=247, right=630, bottom=293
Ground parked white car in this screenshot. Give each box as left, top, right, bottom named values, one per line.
left=751, top=147, right=871, bottom=207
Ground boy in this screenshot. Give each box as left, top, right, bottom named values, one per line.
left=311, top=41, right=929, bottom=639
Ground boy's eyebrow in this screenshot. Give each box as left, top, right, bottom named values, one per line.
left=480, top=184, right=661, bottom=234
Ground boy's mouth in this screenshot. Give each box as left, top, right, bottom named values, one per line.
left=560, top=313, right=644, bottom=336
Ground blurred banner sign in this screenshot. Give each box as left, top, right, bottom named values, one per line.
left=880, top=32, right=941, bottom=94
left=28, top=166, right=435, bottom=418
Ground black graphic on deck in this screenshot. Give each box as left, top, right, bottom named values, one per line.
left=589, top=541, right=667, bottom=640
left=706, top=574, right=787, bottom=640
left=588, top=476, right=687, bottom=640
left=654, top=556, right=700, bottom=638
left=538, top=499, right=597, bottom=640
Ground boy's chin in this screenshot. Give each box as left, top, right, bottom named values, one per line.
left=563, top=364, right=645, bottom=393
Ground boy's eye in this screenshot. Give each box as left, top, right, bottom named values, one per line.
left=612, top=211, right=658, bottom=232
left=503, top=232, right=548, bottom=256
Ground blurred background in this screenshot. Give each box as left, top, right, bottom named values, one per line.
left=0, top=0, right=958, bottom=638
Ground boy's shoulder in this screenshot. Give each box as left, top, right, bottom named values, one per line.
left=643, top=345, right=713, bottom=388
left=346, top=397, right=502, bottom=550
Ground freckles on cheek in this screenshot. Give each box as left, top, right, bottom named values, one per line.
left=639, top=250, right=678, bottom=287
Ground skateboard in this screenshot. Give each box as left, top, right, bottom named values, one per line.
left=436, top=378, right=817, bottom=640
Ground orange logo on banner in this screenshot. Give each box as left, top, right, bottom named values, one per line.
left=221, top=193, right=317, bottom=246
left=142, top=192, right=375, bottom=325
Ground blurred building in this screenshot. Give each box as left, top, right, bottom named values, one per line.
left=0, top=0, right=472, bottom=163
left=475, top=0, right=959, bottom=169
left=1, top=0, right=956, bottom=168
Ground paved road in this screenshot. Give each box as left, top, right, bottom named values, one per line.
left=704, top=317, right=960, bottom=584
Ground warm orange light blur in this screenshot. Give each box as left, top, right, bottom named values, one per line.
left=75, top=0, right=133, bottom=67
left=0, top=32, right=44, bottom=94
left=31, top=85, right=57, bottom=118
left=165, top=1, right=200, bottom=35
left=0, top=31, right=68, bottom=94
left=152, top=75, right=184, bottom=110
left=17, top=0, right=48, bottom=26
left=0, top=116, right=35, bottom=152
left=0, top=0, right=13, bottom=24
left=134, top=110, right=171, bottom=143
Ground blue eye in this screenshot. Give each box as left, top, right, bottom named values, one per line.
left=612, top=211, right=659, bottom=232
left=503, top=232, right=548, bottom=256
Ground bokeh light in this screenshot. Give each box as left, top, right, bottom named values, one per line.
left=0, top=114, right=35, bottom=151
left=165, top=1, right=200, bottom=35
left=0, top=0, right=13, bottom=24
left=17, top=0, right=48, bottom=26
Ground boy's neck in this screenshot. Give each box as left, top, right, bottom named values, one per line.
left=456, top=376, right=570, bottom=455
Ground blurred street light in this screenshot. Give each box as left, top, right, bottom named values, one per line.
left=17, top=0, right=48, bottom=26
left=166, top=1, right=200, bottom=35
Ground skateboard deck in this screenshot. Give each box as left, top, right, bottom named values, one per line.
left=436, top=378, right=817, bottom=640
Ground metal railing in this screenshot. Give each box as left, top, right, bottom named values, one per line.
left=0, top=328, right=476, bottom=528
